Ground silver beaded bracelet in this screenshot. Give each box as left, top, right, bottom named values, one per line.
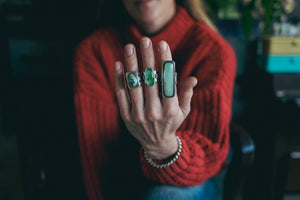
left=144, top=136, right=182, bottom=168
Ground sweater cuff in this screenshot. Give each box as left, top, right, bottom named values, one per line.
left=139, top=136, right=193, bottom=186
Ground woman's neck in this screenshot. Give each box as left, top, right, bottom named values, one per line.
left=136, top=4, right=176, bottom=35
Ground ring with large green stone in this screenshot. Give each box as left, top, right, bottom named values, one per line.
left=126, top=71, right=142, bottom=89
left=143, top=68, right=158, bottom=87
left=161, top=61, right=177, bottom=98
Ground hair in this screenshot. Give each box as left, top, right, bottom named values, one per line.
left=176, top=0, right=218, bottom=32
left=96, top=0, right=217, bottom=32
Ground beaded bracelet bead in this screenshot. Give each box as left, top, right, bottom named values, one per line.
left=144, top=136, right=182, bottom=168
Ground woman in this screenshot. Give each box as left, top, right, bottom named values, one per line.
left=73, top=0, right=236, bottom=199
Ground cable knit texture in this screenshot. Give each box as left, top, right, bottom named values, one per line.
left=73, top=6, right=236, bottom=200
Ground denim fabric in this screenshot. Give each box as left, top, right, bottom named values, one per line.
left=139, top=148, right=233, bottom=200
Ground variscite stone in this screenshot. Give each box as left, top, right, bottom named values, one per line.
left=128, top=73, right=138, bottom=88
left=144, top=68, right=155, bottom=86
left=162, top=61, right=175, bottom=98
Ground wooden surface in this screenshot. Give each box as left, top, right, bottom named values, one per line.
left=263, top=36, right=300, bottom=55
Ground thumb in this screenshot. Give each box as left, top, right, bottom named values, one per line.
left=178, top=76, right=197, bottom=117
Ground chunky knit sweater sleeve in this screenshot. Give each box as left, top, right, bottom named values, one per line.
left=139, top=32, right=236, bottom=186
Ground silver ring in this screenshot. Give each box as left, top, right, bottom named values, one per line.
left=143, top=68, right=158, bottom=86
left=126, top=71, right=142, bottom=89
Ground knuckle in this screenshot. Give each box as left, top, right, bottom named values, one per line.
left=186, top=106, right=191, bottom=115
left=146, top=110, right=160, bottom=122
left=184, top=106, right=191, bottom=117
left=116, top=90, right=124, bottom=98
left=132, top=113, right=145, bottom=124
left=181, top=105, right=191, bottom=117
left=165, top=106, right=178, bottom=118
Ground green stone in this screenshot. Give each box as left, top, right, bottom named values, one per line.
left=128, top=73, right=138, bottom=88
left=163, top=61, right=175, bottom=98
left=145, top=68, right=154, bottom=86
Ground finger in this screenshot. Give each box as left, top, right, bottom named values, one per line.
left=114, top=61, right=130, bottom=121
left=140, top=37, right=161, bottom=112
left=124, top=44, right=144, bottom=114
left=178, top=77, right=198, bottom=118
left=157, top=41, right=178, bottom=109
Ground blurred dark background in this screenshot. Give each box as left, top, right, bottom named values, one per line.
left=0, top=0, right=300, bottom=200
left=0, top=0, right=98, bottom=199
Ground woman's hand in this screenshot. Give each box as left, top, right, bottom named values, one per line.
left=114, top=37, right=197, bottom=160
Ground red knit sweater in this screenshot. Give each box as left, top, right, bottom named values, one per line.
left=73, top=6, right=236, bottom=200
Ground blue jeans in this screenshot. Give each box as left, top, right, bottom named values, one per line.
left=139, top=148, right=233, bottom=200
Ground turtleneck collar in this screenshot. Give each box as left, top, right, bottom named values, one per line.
left=125, top=6, right=195, bottom=52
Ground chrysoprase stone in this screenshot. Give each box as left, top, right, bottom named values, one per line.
left=145, top=68, right=154, bottom=86
left=163, top=61, right=175, bottom=97
left=128, top=73, right=138, bottom=88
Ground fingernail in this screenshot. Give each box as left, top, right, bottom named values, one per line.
left=141, top=38, right=150, bottom=48
left=159, top=41, right=168, bottom=52
left=115, top=62, right=122, bottom=73
left=125, top=44, right=133, bottom=56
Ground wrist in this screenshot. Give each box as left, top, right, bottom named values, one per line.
left=144, top=136, right=182, bottom=168
left=143, top=135, right=178, bottom=160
